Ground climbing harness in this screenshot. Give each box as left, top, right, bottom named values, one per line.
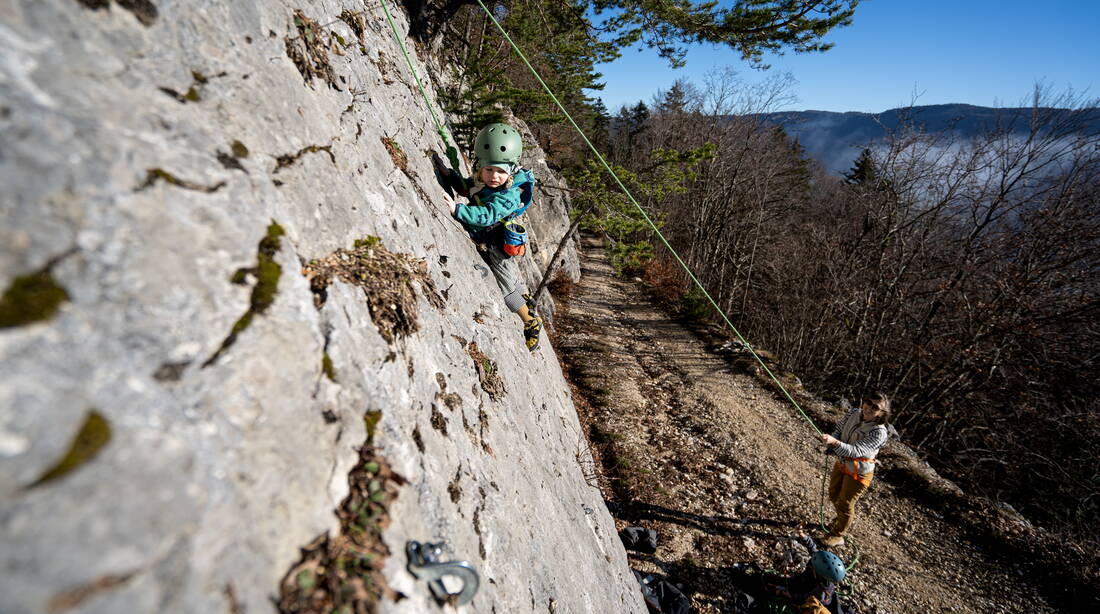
left=406, top=540, right=480, bottom=605
left=835, top=457, right=876, bottom=487
left=499, top=167, right=536, bottom=256
left=471, top=166, right=536, bottom=257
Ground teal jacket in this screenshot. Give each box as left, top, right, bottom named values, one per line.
left=452, top=169, right=535, bottom=237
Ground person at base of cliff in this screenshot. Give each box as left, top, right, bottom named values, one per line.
left=434, top=122, right=542, bottom=352
left=764, top=533, right=847, bottom=614
left=819, top=391, right=893, bottom=548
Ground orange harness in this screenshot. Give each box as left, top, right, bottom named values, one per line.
left=835, top=457, right=876, bottom=487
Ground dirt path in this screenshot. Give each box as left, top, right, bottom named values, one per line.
left=554, top=236, right=1055, bottom=614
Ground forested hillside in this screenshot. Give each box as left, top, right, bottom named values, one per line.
left=758, top=102, right=1100, bottom=172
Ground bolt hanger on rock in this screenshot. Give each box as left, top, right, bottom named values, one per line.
left=406, top=540, right=480, bottom=606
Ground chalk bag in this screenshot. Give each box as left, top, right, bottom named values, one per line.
left=501, top=220, right=527, bottom=257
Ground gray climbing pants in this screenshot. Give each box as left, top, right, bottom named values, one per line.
left=480, top=245, right=526, bottom=312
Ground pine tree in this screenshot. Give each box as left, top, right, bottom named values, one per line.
left=628, top=102, right=650, bottom=137
left=844, top=148, right=878, bottom=185
left=655, top=80, right=690, bottom=115
left=588, top=0, right=859, bottom=68
left=590, top=98, right=611, bottom=153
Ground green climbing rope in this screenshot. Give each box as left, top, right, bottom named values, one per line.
left=378, top=0, right=465, bottom=175
left=468, top=0, right=875, bottom=573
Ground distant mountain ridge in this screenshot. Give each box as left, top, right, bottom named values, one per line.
left=756, top=103, right=1100, bottom=174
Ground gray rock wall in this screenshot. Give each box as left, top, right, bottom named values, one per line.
left=0, top=1, right=638, bottom=612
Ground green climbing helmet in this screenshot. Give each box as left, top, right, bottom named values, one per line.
left=473, top=122, right=522, bottom=172
left=810, top=551, right=846, bottom=583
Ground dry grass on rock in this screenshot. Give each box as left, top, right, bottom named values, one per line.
left=466, top=342, right=506, bottom=401
left=285, top=10, right=339, bottom=89
left=305, top=237, right=443, bottom=343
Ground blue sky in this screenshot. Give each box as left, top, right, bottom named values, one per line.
left=589, top=0, right=1100, bottom=113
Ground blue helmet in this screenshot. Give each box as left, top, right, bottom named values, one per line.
left=811, top=551, right=846, bottom=583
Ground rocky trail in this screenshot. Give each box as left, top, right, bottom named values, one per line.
left=553, top=236, right=1068, bottom=614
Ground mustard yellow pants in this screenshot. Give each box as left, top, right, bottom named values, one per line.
left=798, top=596, right=831, bottom=614
left=827, top=463, right=870, bottom=537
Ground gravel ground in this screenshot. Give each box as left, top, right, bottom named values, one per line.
left=553, top=236, right=1065, bottom=614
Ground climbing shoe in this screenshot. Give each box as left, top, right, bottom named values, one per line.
left=523, top=293, right=540, bottom=318
left=820, top=534, right=845, bottom=548
left=524, top=316, right=542, bottom=352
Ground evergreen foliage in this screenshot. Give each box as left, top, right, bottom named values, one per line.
left=589, top=0, right=859, bottom=68
left=568, top=142, right=714, bottom=273
left=843, top=147, right=878, bottom=184
left=655, top=80, right=690, bottom=114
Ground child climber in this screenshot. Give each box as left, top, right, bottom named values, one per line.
left=819, top=391, right=893, bottom=547
left=435, top=122, right=542, bottom=352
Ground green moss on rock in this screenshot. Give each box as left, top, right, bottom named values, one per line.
left=364, top=410, right=382, bottom=444
left=252, top=259, right=281, bottom=312
left=230, top=140, right=250, bottom=158
left=251, top=223, right=284, bottom=313
left=203, top=222, right=285, bottom=367
left=322, top=352, right=337, bottom=382
left=28, top=410, right=111, bottom=488
left=0, top=269, right=70, bottom=328
left=353, top=236, right=380, bottom=249
left=137, top=167, right=226, bottom=193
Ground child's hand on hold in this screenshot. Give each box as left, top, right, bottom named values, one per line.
left=820, top=433, right=839, bottom=446
left=442, top=192, right=456, bottom=215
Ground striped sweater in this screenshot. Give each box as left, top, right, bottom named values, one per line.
left=829, top=408, right=888, bottom=476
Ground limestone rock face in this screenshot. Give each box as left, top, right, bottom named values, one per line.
left=0, top=2, right=642, bottom=613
